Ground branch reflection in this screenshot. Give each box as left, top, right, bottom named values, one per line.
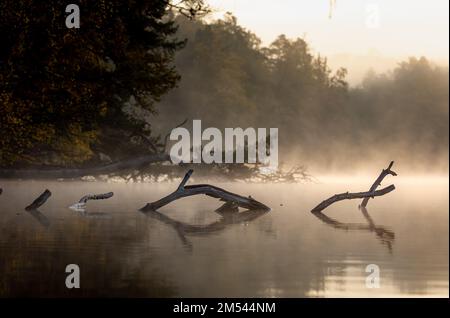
left=142, top=207, right=270, bottom=250
left=312, top=206, right=395, bottom=253
left=26, top=209, right=50, bottom=228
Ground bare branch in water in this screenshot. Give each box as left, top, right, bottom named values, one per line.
left=361, top=161, right=397, bottom=208
left=0, top=154, right=171, bottom=179
left=25, top=189, right=52, bottom=211
left=311, top=161, right=397, bottom=212
left=311, top=185, right=395, bottom=213
left=69, top=192, right=114, bottom=211
left=140, top=169, right=270, bottom=212
left=78, top=192, right=114, bottom=204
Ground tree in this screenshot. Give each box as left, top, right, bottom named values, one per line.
left=0, top=0, right=207, bottom=166
left=155, top=16, right=448, bottom=171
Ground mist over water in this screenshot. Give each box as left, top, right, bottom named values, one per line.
left=152, top=16, right=449, bottom=176
left=0, top=1, right=448, bottom=299
left=0, top=177, right=447, bottom=297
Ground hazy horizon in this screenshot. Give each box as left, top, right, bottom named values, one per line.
left=206, top=0, right=449, bottom=85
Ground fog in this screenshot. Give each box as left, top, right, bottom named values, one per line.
left=152, top=15, right=449, bottom=176
left=328, top=51, right=449, bottom=86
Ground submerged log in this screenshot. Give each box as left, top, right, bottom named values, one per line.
left=69, top=192, right=114, bottom=211
left=78, top=192, right=114, bottom=204
left=361, top=161, right=397, bottom=208
left=215, top=201, right=239, bottom=214
left=25, top=189, right=52, bottom=211
left=0, top=122, right=188, bottom=180
left=311, top=185, right=395, bottom=213
left=140, top=169, right=270, bottom=212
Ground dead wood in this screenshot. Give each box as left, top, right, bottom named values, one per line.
left=0, top=153, right=171, bottom=179
left=361, top=161, right=397, bottom=208
left=311, top=161, right=397, bottom=213
left=25, top=189, right=52, bottom=211
left=140, top=169, right=270, bottom=212
left=78, top=192, right=114, bottom=204
left=311, top=185, right=395, bottom=213
left=69, top=192, right=114, bottom=211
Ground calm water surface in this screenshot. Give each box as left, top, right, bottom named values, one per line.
left=0, top=176, right=448, bottom=297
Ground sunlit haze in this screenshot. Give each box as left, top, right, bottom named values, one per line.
left=207, top=0, right=449, bottom=83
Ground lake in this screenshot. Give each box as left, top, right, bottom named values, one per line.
left=0, top=176, right=448, bottom=297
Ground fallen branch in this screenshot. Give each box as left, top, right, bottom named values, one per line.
left=215, top=201, right=239, bottom=214
left=311, top=185, right=395, bottom=213
left=140, top=169, right=270, bottom=212
left=25, top=189, right=52, bottom=211
left=0, top=153, right=171, bottom=179
left=361, top=161, right=397, bottom=208
left=69, top=192, right=114, bottom=211
left=79, top=192, right=114, bottom=204
left=311, top=161, right=397, bottom=212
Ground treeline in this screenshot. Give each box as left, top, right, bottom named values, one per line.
left=154, top=15, right=449, bottom=172
left=0, top=5, right=447, bottom=174
left=0, top=0, right=207, bottom=167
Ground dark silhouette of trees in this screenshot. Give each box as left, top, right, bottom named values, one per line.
left=1, top=8, right=447, bottom=173
left=0, top=0, right=206, bottom=166
left=155, top=16, right=448, bottom=171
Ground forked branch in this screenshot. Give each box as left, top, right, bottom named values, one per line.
left=311, top=185, right=395, bottom=213
left=311, top=161, right=397, bottom=213
left=361, top=161, right=397, bottom=208
left=140, top=169, right=270, bottom=212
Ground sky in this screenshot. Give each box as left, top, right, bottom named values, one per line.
left=206, top=0, right=449, bottom=63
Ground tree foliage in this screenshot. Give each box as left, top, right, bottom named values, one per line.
left=1, top=7, right=447, bottom=172
left=156, top=16, right=448, bottom=170
left=0, top=0, right=206, bottom=166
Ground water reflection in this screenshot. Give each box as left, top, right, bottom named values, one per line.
left=312, top=207, right=395, bottom=253
left=73, top=210, right=112, bottom=219
left=0, top=180, right=447, bottom=297
left=142, top=208, right=270, bottom=250
left=0, top=209, right=175, bottom=297
left=25, top=209, right=50, bottom=228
